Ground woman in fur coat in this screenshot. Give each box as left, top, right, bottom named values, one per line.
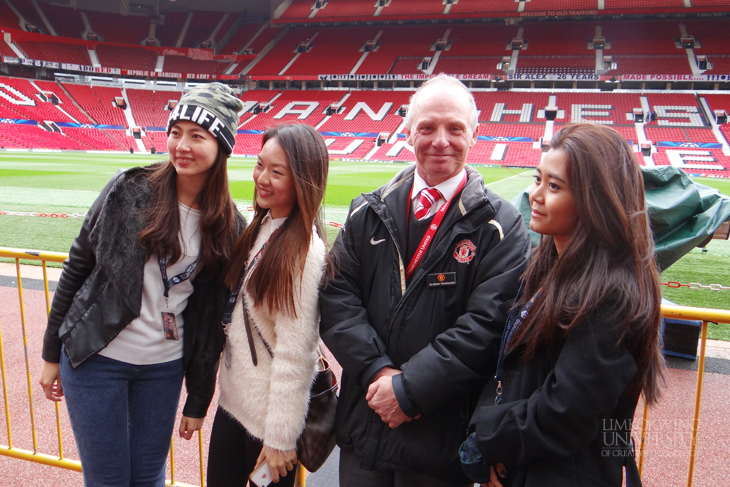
left=39, top=83, right=244, bottom=487
left=207, top=124, right=330, bottom=487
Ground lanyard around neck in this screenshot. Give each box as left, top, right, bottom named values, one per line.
left=405, top=173, right=467, bottom=280
left=222, top=228, right=279, bottom=325
left=158, top=255, right=200, bottom=307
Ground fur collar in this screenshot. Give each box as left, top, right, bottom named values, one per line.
left=88, top=165, right=157, bottom=314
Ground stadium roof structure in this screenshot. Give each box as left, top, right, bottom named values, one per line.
left=35, top=0, right=271, bottom=16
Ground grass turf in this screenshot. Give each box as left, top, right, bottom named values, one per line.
left=1, top=151, right=729, bottom=339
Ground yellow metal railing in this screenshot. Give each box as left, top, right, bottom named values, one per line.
left=2, top=246, right=728, bottom=486
left=635, top=304, right=730, bottom=487
left=0, top=247, right=204, bottom=487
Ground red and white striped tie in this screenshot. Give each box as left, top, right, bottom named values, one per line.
left=414, top=187, right=441, bottom=221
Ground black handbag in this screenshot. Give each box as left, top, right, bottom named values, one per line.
left=239, top=304, right=338, bottom=472
left=296, top=353, right=338, bottom=472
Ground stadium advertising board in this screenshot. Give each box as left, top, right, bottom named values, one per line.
left=315, top=73, right=729, bottom=83
left=0, top=56, right=239, bottom=80
left=622, top=74, right=730, bottom=82
left=318, top=74, right=493, bottom=81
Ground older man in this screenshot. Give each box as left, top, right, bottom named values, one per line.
left=319, top=74, right=530, bottom=486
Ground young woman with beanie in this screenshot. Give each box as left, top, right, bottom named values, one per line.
left=460, top=124, right=665, bottom=487
left=206, top=124, right=330, bottom=487
left=39, top=82, right=245, bottom=487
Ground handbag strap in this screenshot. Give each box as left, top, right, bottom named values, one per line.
left=243, top=307, right=273, bottom=367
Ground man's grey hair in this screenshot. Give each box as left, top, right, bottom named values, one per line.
left=404, top=73, right=478, bottom=132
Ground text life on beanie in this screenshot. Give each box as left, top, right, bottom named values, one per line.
left=167, top=82, right=244, bottom=155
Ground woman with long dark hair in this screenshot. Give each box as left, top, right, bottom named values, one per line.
left=460, top=123, right=665, bottom=487
left=207, top=123, right=330, bottom=487
left=39, top=83, right=245, bottom=486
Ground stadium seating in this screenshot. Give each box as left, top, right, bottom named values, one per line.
left=246, top=27, right=319, bottom=76
left=217, top=23, right=263, bottom=55
left=182, top=11, right=226, bottom=48
left=0, top=2, right=727, bottom=174
left=378, top=0, right=444, bottom=17
left=703, top=94, right=730, bottom=115
left=0, top=123, right=88, bottom=150
left=139, top=130, right=168, bottom=153
left=231, top=26, right=284, bottom=74
left=0, top=77, right=79, bottom=123
left=84, top=10, right=150, bottom=45
left=323, top=136, right=376, bottom=160
left=161, top=56, right=226, bottom=75
left=126, top=88, right=183, bottom=129
left=1, top=68, right=726, bottom=169
left=155, top=12, right=190, bottom=48
left=525, top=0, right=598, bottom=10
left=474, top=91, right=552, bottom=122
left=3, top=8, right=728, bottom=80
left=644, top=126, right=690, bottom=143
left=234, top=133, right=265, bottom=156
left=355, top=25, right=446, bottom=75
left=686, top=128, right=722, bottom=144
left=609, top=55, right=691, bottom=75
left=551, top=92, right=643, bottom=125
left=240, top=90, right=345, bottom=131
left=467, top=140, right=543, bottom=167
left=32, top=80, right=94, bottom=123
left=520, top=22, right=598, bottom=57
left=95, top=45, right=158, bottom=71
left=602, top=19, right=682, bottom=56
left=10, top=0, right=46, bottom=33
left=433, top=56, right=503, bottom=75
left=279, top=0, right=376, bottom=20
left=317, top=90, right=411, bottom=134
left=693, top=0, right=730, bottom=5
left=283, top=26, right=381, bottom=76
left=0, top=1, right=19, bottom=29
left=15, top=39, right=90, bottom=65
left=62, top=127, right=127, bottom=151
left=42, top=3, right=86, bottom=40
left=279, top=0, right=321, bottom=21
left=604, top=0, right=684, bottom=8
left=653, top=147, right=730, bottom=177
left=0, top=42, right=16, bottom=57
left=644, top=93, right=706, bottom=126
left=60, top=83, right=127, bottom=126
left=515, top=57, right=596, bottom=75
left=449, top=0, right=520, bottom=15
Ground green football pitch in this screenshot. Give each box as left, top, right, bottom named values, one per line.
left=1, top=151, right=729, bottom=335
left=0, top=151, right=535, bottom=252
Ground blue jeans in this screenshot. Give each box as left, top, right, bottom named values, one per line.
left=60, top=350, right=184, bottom=487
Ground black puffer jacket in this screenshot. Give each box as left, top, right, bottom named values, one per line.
left=42, top=164, right=245, bottom=418
left=319, top=165, right=530, bottom=481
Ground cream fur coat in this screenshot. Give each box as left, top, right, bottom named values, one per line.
left=218, top=227, right=326, bottom=451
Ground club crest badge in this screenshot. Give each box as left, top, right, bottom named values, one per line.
left=453, top=239, right=476, bottom=263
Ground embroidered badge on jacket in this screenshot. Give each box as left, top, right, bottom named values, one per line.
left=453, top=239, right=477, bottom=263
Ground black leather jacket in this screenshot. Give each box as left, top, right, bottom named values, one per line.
left=42, top=164, right=244, bottom=417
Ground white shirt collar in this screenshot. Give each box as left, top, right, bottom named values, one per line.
left=261, top=211, right=287, bottom=236
left=411, top=167, right=467, bottom=202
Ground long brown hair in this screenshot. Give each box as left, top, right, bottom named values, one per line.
left=225, top=124, right=329, bottom=317
left=138, top=144, right=239, bottom=274
left=510, top=123, right=664, bottom=405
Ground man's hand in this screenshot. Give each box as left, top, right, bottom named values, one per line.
left=366, top=367, right=412, bottom=428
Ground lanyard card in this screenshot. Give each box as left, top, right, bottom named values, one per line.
left=161, top=312, right=180, bottom=340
